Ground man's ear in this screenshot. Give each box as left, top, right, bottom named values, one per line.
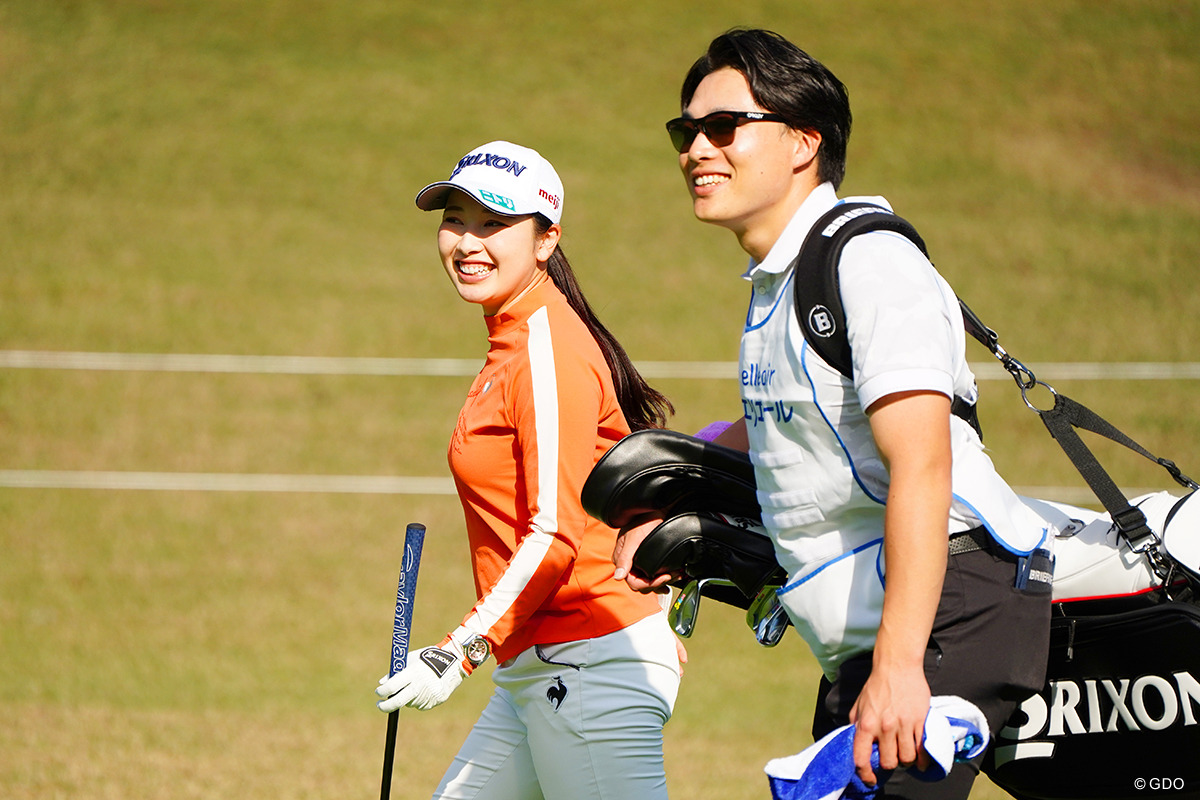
left=792, top=128, right=822, bottom=174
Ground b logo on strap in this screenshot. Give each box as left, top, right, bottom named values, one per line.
left=808, top=305, right=837, bottom=338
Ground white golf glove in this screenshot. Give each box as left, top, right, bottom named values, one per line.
left=375, top=631, right=486, bottom=712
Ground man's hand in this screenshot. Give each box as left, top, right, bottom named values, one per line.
left=375, top=638, right=470, bottom=712
left=849, top=663, right=932, bottom=784
left=611, top=516, right=676, bottom=592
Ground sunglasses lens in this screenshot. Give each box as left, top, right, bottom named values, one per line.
left=667, top=112, right=766, bottom=152
left=703, top=113, right=739, bottom=145
left=667, top=120, right=696, bottom=153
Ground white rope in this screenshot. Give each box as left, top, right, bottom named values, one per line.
left=0, top=468, right=1157, bottom=505
left=3, top=350, right=1194, bottom=498
left=0, top=470, right=457, bottom=494
left=3, top=350, right=1200, bottom=380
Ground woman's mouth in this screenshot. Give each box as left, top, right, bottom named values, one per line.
left=457, top=261, right=493, bottom=277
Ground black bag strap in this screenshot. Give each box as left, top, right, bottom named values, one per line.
left=792, top=203, right=929, bottom=380
left=791, top=202, right=1001, bottom=371
left=790, top=202, right=982, bottom=438
left=958, top=282, right=1197, bottom=547
left=1037, top=391, right=1197, bottom=553
left=958, top=285, right=1196, bottom=569
left=963, top=291, right=1197, bottom=576
left=790, top=201, right=1198, bottom=570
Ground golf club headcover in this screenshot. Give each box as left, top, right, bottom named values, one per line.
left=581, top=428, right=761, bottom=529
left=631, top=511, right=786, bottom=601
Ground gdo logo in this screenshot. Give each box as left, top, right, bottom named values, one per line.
left=1136, top=777, right=1186, bottom=790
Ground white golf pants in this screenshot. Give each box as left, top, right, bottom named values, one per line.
left=432, top=612, right=681, bottom=800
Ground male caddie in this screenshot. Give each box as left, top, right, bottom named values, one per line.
left=614, top=28, right=1051, bottom=799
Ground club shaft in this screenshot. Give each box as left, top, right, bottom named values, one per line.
left=379, top=711, right=399, bottom=800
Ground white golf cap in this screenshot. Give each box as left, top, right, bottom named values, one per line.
left=415, top=140, right=564, bottom=224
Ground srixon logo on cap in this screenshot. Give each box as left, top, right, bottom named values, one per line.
left=451, top=152, right=528, bottom=179
left=994, top=670, right=1200, bottom=766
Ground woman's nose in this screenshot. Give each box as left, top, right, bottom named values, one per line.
left=454, top=231, right=484, bottom=256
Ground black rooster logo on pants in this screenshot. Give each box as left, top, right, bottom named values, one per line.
left=547, top=676, right=568, bottom=712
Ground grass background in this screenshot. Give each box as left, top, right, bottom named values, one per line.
left=2, top=1, right=1199, bottom=798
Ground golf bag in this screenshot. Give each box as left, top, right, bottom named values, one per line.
left=582, top=429, right=1200, bottom=799
left=987, top=588, right=1200, bottom=800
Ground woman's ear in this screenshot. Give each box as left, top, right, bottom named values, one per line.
left=535, top=223, right=562, bottom=262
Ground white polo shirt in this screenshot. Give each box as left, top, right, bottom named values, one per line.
left=740, top=183, right=1049, bottom=676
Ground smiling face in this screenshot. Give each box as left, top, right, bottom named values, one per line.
left=679, top=67, right=821, bottom=261
left=437, top=189, right=560, bottom=315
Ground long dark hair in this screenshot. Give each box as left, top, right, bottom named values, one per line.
left=534, top=215, right=673, bottom=431
left=681, top=28, right=852, bottom=189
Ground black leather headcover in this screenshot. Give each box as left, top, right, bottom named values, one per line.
left=581, top=429, right=760, bottom=528
left=630, top=511, right=787, bottom=606
left=583, top=429, right=783, bottom=608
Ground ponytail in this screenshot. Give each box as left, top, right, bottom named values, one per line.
left=534, top=217, right=674, bottom=431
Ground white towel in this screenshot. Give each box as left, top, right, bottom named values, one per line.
left=763, top=696, right=989, bottom=800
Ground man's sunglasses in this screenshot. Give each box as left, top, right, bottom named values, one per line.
left=665, top=110, right=787, bottom=153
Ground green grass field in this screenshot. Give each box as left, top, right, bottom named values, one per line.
left=3, top=1, right=1199, bottom=798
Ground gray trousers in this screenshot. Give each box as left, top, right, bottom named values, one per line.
left=432, top=613, right=680, bottom=800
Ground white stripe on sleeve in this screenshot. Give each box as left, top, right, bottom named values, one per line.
left=462, top=306, right=561, bottom=637
left=463, top=530, right=556, bottom=635
left=526, top=307, right=560, bottom=537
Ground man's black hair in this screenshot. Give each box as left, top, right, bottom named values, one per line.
left=681, top=28, right=852, bottom=189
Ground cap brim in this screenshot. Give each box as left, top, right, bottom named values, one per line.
left=416, top=181, right=536, bottom=219
left=414, top=182, right=456, bottom=211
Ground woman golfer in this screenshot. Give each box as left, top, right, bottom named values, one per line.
left=375, top=140, right=682, bottom=799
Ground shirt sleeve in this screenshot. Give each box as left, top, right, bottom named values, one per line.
left=839, top=231, right=962, bottom=411
left=457, top=306, right=604, bottom=648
